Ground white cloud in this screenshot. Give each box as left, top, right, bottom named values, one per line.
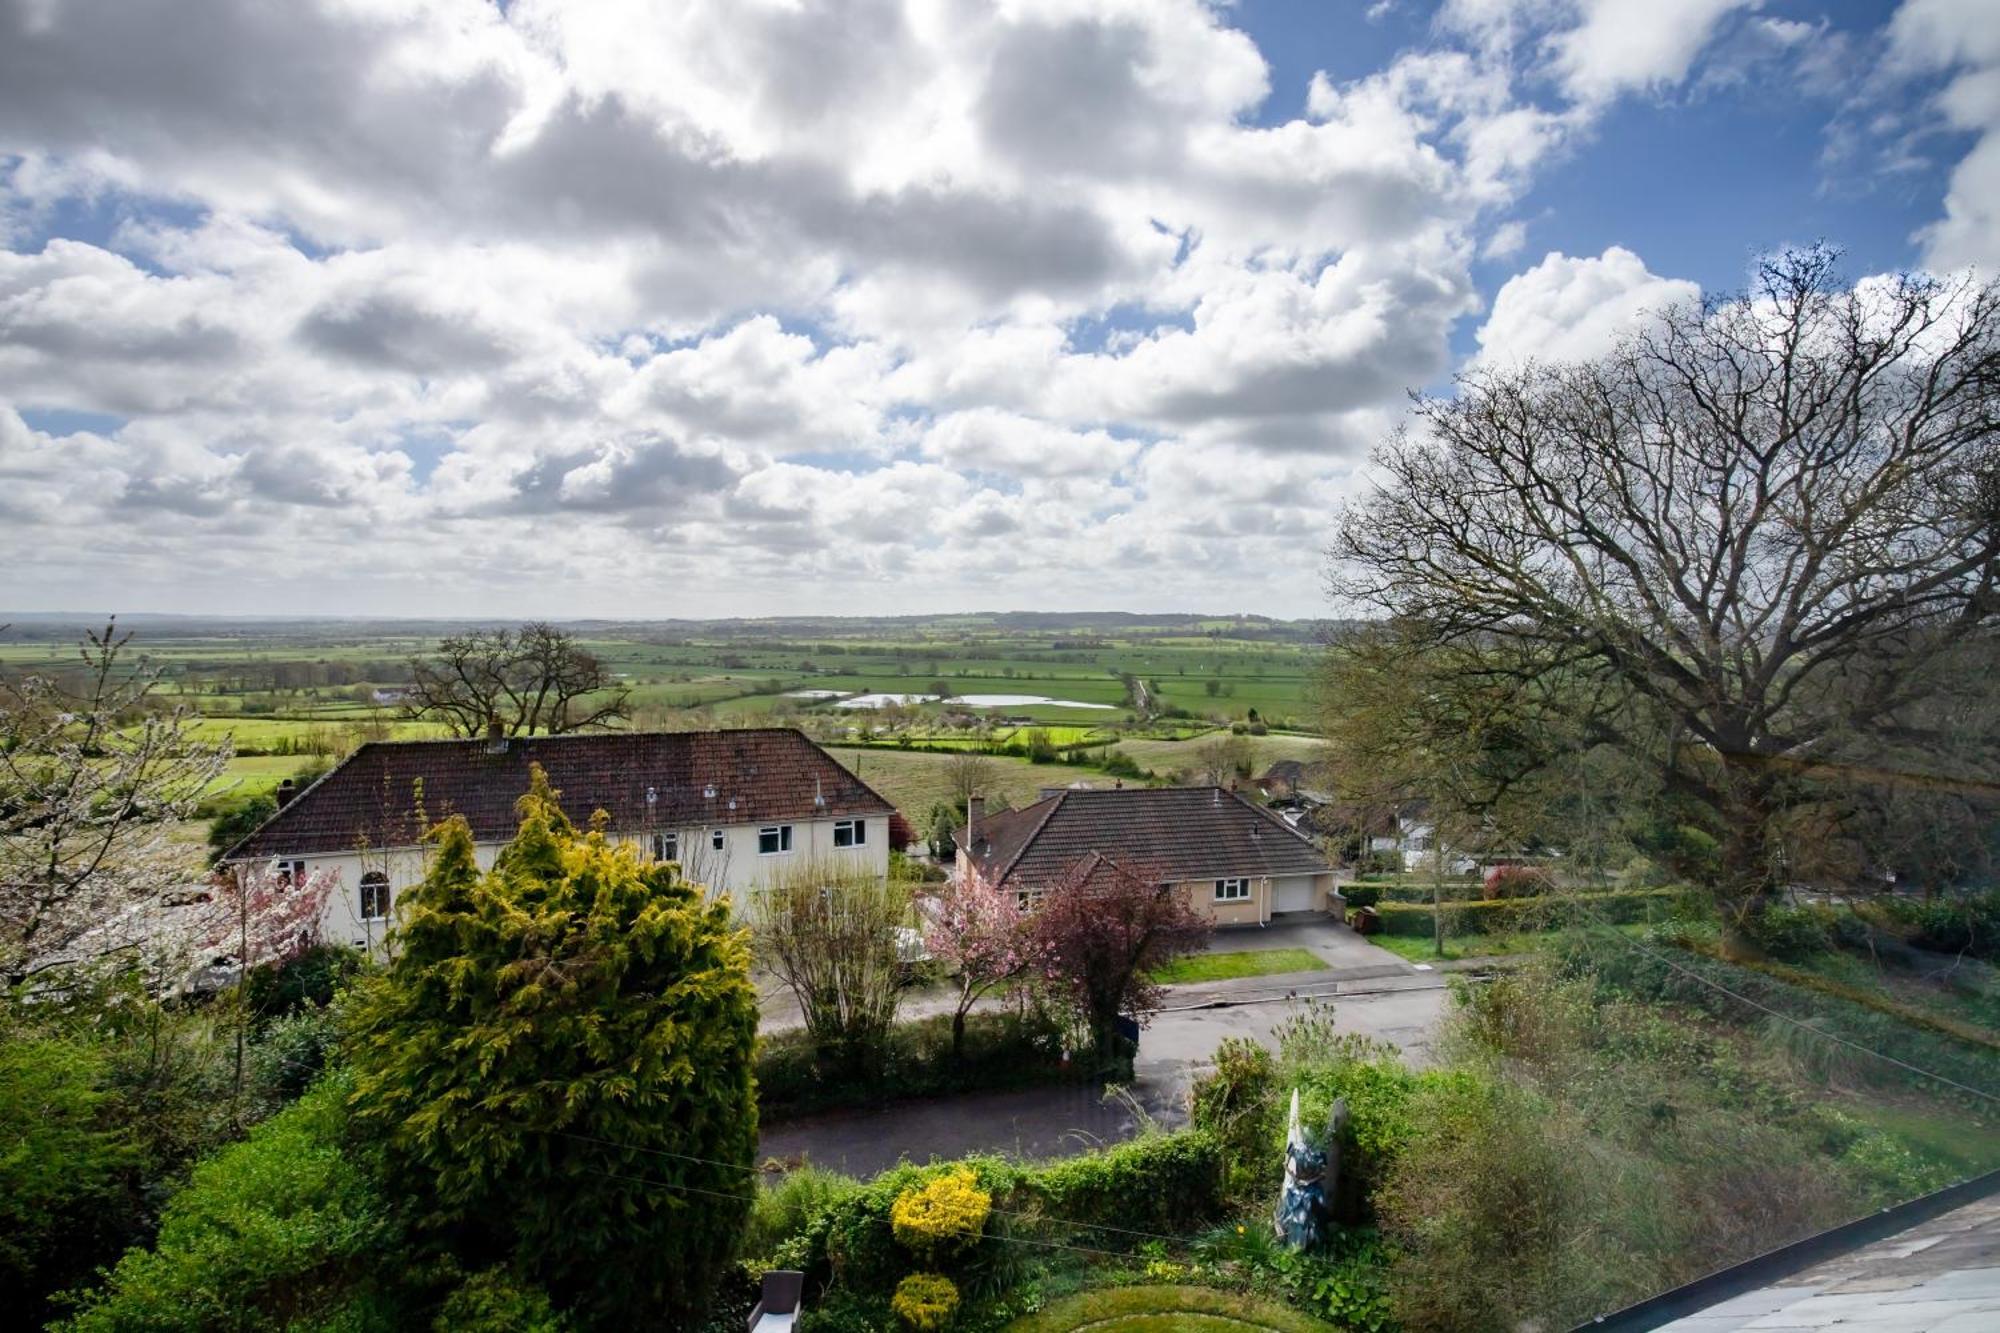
left=1549, top=0, right=1756, bottom=104
left=1475, top=246, right=1700, bottom=367
left=1891, top=0, right=2000, bottom=271
left=0, top=0, right=1949, bottom=617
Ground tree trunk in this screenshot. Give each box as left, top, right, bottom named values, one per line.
left=951, top=1005, right=967, bottom=1062
left=1715, top=757, right=1781, bottom=959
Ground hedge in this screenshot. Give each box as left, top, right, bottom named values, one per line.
left=1373, top=888, right=1678, bottom=938
left=795, top=1131, right=1225, bottom=1301
left=757, top=1010, right=1083, bottom=1122
left=1024, top=1130, right=1225, bottom=1238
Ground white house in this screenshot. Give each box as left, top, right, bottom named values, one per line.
left=223, top=728, right=895, bottom=951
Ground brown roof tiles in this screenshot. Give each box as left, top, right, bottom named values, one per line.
left=957, top=786, right=1330, bottom=890
left=226, top=728, right=892, bottom=860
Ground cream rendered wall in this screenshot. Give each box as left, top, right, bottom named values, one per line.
left=259, top=814, right=889, bottom=956
left=1181, top=876, right=1272, bottom=926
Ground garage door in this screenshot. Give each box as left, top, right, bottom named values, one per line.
left=1274, top=877, right=1313, bottom=913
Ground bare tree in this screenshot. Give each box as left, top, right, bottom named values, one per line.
left=403, top=622, right=631, bottom=737
left=750, top=861, right=909, bottom=1077
left=945, top=751, right=997, bottom=810
left=1331, top=247, right=2000, bottom=936
left=1190, top=732, right=1253, bottom=787
left=0, top=620, right=230, bottom=984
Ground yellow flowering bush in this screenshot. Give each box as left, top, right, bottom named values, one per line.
left=889, top=1168, right=992, bottom=1259
left=890, top=1272, right=961, bottom=1330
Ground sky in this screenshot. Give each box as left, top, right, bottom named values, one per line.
left=0, top=0, right=1994, bottom=621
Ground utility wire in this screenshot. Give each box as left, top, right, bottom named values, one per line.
left=1566, top=906, right=2000, bottom=1106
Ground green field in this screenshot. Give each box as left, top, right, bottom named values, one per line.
left=828, top=747, right=1090, bottom=818
left=6, top=612, right=1336, bottom=826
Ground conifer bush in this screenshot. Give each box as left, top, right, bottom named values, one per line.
left=345, top=768, right=759, bottom=1329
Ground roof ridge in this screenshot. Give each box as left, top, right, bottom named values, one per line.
left=1227, top=786, right=1320, bottom=846
left=993, top=788, right=1068, bottom=885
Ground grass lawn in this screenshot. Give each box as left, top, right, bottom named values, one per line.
left=1150, top=948, right=1330, bottom=984
left=1005, top=1285, right=1332, bottom=1332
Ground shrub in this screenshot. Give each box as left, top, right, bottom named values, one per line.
left=1741, top=905, right=1837, bottom=961
left=245, top=1003, right=343, bottom=1116
left=345, top=772, right=759, bottom=1329
left=1874, top=889, right=2000, bottom=959
left=0, top=1033, right=134, bottom=1324
left=1374, top=888, right=1675, bottom=937
left=244, top=943, right=366, bottom=1021
left=1028, top=1131, right=1224, bottom=1236
left=890, top=1272, right=960, bottom=1330
left=432, top=1268, right=571, bottom=1333
left=1481, top=864, right=1553, bottom=899
left=1189, top=1038, right=1278, bottom=1195
left=1341, top=884, right=1382, bottom=910
left=57, top=1072, right=399, bottom=1333
left=890, top=1169, right=991, bottom=1261
left=741, top=1167, right=863, bottom=1263
left=205, top=793, right=276, bottom=863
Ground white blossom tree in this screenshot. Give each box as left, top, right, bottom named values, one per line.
left=0, top=620, right=230, bottom=985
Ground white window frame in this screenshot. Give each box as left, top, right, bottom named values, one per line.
left=1015, top=887, right=1047, bottom=913
left=833, top=818, right=866, bottom=848
left=1214, top=877, right=1252, bottom=902
left=711, top=828, right=725, bottom=851
left=359, top=872, right=391, bottom=922
left=757, top=824, right=794, bottom=856
left=652, top=832, right=679, bottom=862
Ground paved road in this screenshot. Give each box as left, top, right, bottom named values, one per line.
left=757, top=918, right=1456, bottom=1177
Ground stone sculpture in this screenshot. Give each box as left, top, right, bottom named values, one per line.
left=1274, top=1088, right=1348, bottom=1248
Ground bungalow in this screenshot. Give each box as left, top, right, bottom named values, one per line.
left=223, top=728, right=894, bottom=951
left=954, top=786, right=1337, bottom=924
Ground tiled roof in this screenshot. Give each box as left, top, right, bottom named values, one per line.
left=957, top=786, right=1330, bottom=890
left=226, top=728, right=893, bottom=860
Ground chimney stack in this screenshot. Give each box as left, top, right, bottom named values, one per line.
left=275, top=778, right=297, bottom=808
left=485, top=717, right=508, bottom=753
left=967, top=795, right=984, bottom=832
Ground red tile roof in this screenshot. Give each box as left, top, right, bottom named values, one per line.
left=957, top=786, right=1330, bottom=890
left=226, top=728, right=892, bottom=860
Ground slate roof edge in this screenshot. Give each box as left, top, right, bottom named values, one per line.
left=219, top=728, right=896, bottom=864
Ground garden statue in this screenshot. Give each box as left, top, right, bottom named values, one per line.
left=1274, top=1089, right=1347, bottom=1248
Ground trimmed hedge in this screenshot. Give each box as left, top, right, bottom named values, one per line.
left=757, top=1010, right=1082, bottom=1122
left=795, top=1131, right=1226, bottom=1302
left=1374, top=888, right=1677, bottom=938
left=1026, top=1130, right=1225, bottom=1238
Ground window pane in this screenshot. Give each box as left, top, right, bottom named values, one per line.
left=851, top=819, right=865, bottom=845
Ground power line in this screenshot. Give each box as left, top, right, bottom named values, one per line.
left=1566, top=907, right=2000, bottom=1106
